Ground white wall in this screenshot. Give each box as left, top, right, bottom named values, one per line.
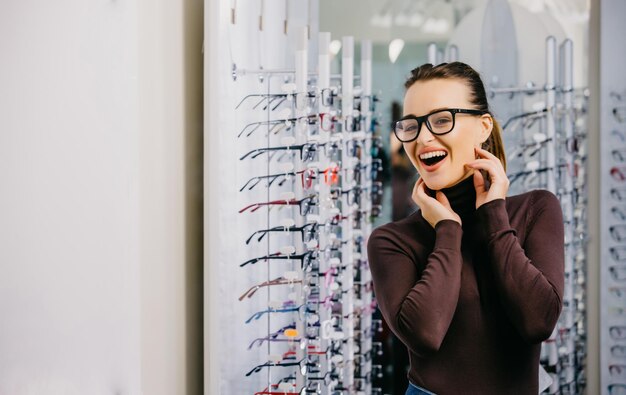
left=138, top=0, right=203, bottom=394
left=0, top=0, right=203, bottom=394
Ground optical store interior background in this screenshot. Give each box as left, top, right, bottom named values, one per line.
left=0, top=0, right=624, bottom=394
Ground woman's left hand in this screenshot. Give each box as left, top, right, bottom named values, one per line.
left=465, top=147, right=509, bottom=209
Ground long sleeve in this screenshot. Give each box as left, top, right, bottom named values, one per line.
left=367, top=219, right=464, bottom=356
left=475, top=190, right=564, bottom=343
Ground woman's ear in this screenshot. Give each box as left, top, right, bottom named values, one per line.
left=478, top=114, right=493, bottom=145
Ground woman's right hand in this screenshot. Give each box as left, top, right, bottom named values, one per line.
left=412, top=178, right=462, bottom=228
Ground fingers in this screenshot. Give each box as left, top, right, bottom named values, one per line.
left=413, top=178, right=462, bottom=226
left=412, top=178, right=427, bottom=206
left=467, top=148, right=509, bottom=202
left=473, top=168, right=486, bottom=194
left=413, top=177, right=442, bottom=207
left=475, top=146, right=498, bottom=160
left=466, top=157, right=506, bottom=184
left=466, top=158, right=499, bottom=175
left=435, top=190, right=452, bottom=209
left=415, top=178, right=434, bottom=202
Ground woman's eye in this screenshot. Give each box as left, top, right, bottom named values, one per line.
left=405, top=124, right=418, bottom=132
left=434, top=118, right=452, bottom=125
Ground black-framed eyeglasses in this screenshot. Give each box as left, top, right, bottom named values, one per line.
left=394, top=108, right=489, bottom=142
left=240, top=249, right=319, bottom=269
left=245, top=222, right=320, bottom=245
left=245, top=357, right=318, bottom=377
left=240, top=142, right=325, bottom=162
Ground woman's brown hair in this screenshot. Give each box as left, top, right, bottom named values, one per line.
left=404, top=62, right=506, bottom=171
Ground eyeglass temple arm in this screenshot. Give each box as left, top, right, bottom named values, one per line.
left=502, top=108, right=548, bottom=130
left=239, top=251, right=284, bottom=267
left=240, top=144, right=302, bottom=161
left=239, top=176, right=264, bottom=192
left=240, top=198, right=297, bottom=213
left=245, top=310, right=268, bottom=324
left=260, top=327, right=297, bottom=349
left=235, top=93, right=264, bottom=109
left=247, top=224, right=304, bottom=244
left=245, top=230, right=265, bottom=245
left=238, top=279, right=273, bottom=301
left=238, top=121, right=263, bottom=138
left=251, top=95, right=270, bottom=110
left=245, top=276, right=296, bottom=300
left=241, top=171, right=296, bottom=191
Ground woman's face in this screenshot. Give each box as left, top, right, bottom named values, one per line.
left=402, top=78, right=492, bottom=191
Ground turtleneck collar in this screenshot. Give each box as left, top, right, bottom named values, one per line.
left=439, top=175, right=476, bottom=219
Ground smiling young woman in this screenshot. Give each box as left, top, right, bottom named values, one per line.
left=367, top=62, right=565, bottom=395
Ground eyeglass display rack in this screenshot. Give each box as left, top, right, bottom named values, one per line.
left=484, top=37, right=589, bottom=395
left=234, top=28, right=383, bottom=395
left=599, top=1, right=626, bottom=394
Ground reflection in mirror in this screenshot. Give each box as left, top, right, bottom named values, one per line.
left=321, top=1, right=589, bottom=394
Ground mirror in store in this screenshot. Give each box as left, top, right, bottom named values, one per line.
left=320, top=1, right=589, bottom=394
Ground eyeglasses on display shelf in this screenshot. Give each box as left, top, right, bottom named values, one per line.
left=232, top=35, right=383, bottom=394
left=240, top=163, right=340, bottom=192
left=487, top=38, right=589, bottom=394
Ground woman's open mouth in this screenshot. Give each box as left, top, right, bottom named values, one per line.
left=419, top=150, right=448, bottom=170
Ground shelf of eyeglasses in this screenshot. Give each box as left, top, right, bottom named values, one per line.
left=244, top=345, right=383, bottom=380
left=239, top=189, right=383, bottom=219
left=263, top=320, right=381, bottom=346
left=243, top=296, right=378, bottom=325
left=234, top=85, right=381, bottom=113
left=238, top=280, right=376, bottom=317
left=245, top=349, right=342, bottom=379
left=243, top=231, right=369, bottom=263
left=253, top=381, right=383, bottom=395
left=608, top=283, right=626, bottom=299
left=235, top=109, right=383, bottom=138
left=238, top=135, right=383, bottom=166
left=238, top=243, right=375, bottom=273
left=240, top=221, right=379, bottom=257
left=255, top=353, right=384, bottom=392
left=504, top=131, right=587, bottom=160
left=247, top=318, right=382, bottom=350
left=507, top=162, right=588, bottom=189
left=239, top=158, right=383, bottom=194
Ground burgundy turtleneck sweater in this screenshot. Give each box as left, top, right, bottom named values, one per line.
left=367, top=176, right=564, bottom=395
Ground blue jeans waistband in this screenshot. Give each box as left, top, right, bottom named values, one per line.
left=405, top=381, right=437, bottom=395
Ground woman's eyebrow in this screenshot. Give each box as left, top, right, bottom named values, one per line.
left=402, top=107, right=449, bottom=118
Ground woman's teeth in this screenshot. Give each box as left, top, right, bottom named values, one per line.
left=419, top=150, right=448, bottom=167
left=419, top=150, right=447, bottom=160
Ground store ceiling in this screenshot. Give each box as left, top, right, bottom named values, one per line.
left=319, top=0, right=590, bottom=44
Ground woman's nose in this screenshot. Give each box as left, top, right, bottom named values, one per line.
left=416, top=122, right=435, bottom=143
